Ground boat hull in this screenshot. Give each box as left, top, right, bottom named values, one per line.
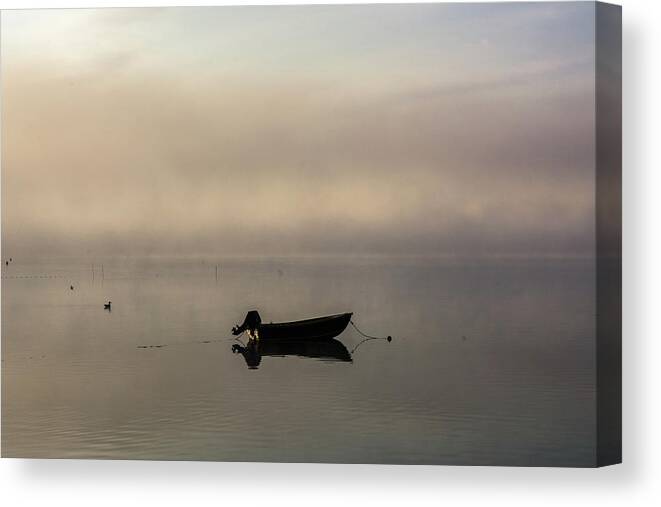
left=258, top=312, right=352, bottom=341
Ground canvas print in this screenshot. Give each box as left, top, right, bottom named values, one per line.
left=1, top=2, right=621, bottom=466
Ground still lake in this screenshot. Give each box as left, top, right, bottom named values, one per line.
left=2, top=256, right=595, bottom=465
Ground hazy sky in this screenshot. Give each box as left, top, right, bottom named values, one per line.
left=1, top=3, right=596, bottom=257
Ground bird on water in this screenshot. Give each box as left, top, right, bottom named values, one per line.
left=104, top=301, right=112, bottom=310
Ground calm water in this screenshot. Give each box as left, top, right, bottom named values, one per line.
left=1, top=256, right=596, bottom=465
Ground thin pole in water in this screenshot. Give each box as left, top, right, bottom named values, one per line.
left=92, top=264, right=94, bottom=281
left=101, top=264, right=104, bottom=280
left=215, top=265, right=218, bottom=282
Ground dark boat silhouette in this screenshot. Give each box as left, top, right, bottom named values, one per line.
left=232, top=338, right=352, bottom=369
left=232, top=310, right=352, bottom=341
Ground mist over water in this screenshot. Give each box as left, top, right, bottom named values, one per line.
left=1, top=4, right=597, bottom=258
left=2, top=256, right=595, bottom=465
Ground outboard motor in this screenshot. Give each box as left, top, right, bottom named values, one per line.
left=232, top=310, right=262, bottom=336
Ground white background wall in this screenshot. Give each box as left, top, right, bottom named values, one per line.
left=1, top=0, right=658, bottom=505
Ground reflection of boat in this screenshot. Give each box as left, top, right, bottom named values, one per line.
left=232, top=311, right=352, bottom=341
left=231, top=338, right=352, bottom=369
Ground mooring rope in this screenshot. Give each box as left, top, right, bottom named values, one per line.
left=349, top=320, right=392, bottom=354
left=350, top=320, right=391, bottom=341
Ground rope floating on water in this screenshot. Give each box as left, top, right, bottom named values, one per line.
left=136, top=333, right=242, bottom=349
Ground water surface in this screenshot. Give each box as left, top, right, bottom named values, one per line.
left=2, top=256, right=595, bottom=465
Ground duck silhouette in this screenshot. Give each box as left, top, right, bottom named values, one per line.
left=104, top=301, right=112, bottom=310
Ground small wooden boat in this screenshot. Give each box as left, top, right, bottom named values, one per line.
left=232, top=310, right=352, bottom=341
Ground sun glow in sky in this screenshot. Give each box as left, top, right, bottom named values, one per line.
left=1, top=3, right=597, bottom=257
